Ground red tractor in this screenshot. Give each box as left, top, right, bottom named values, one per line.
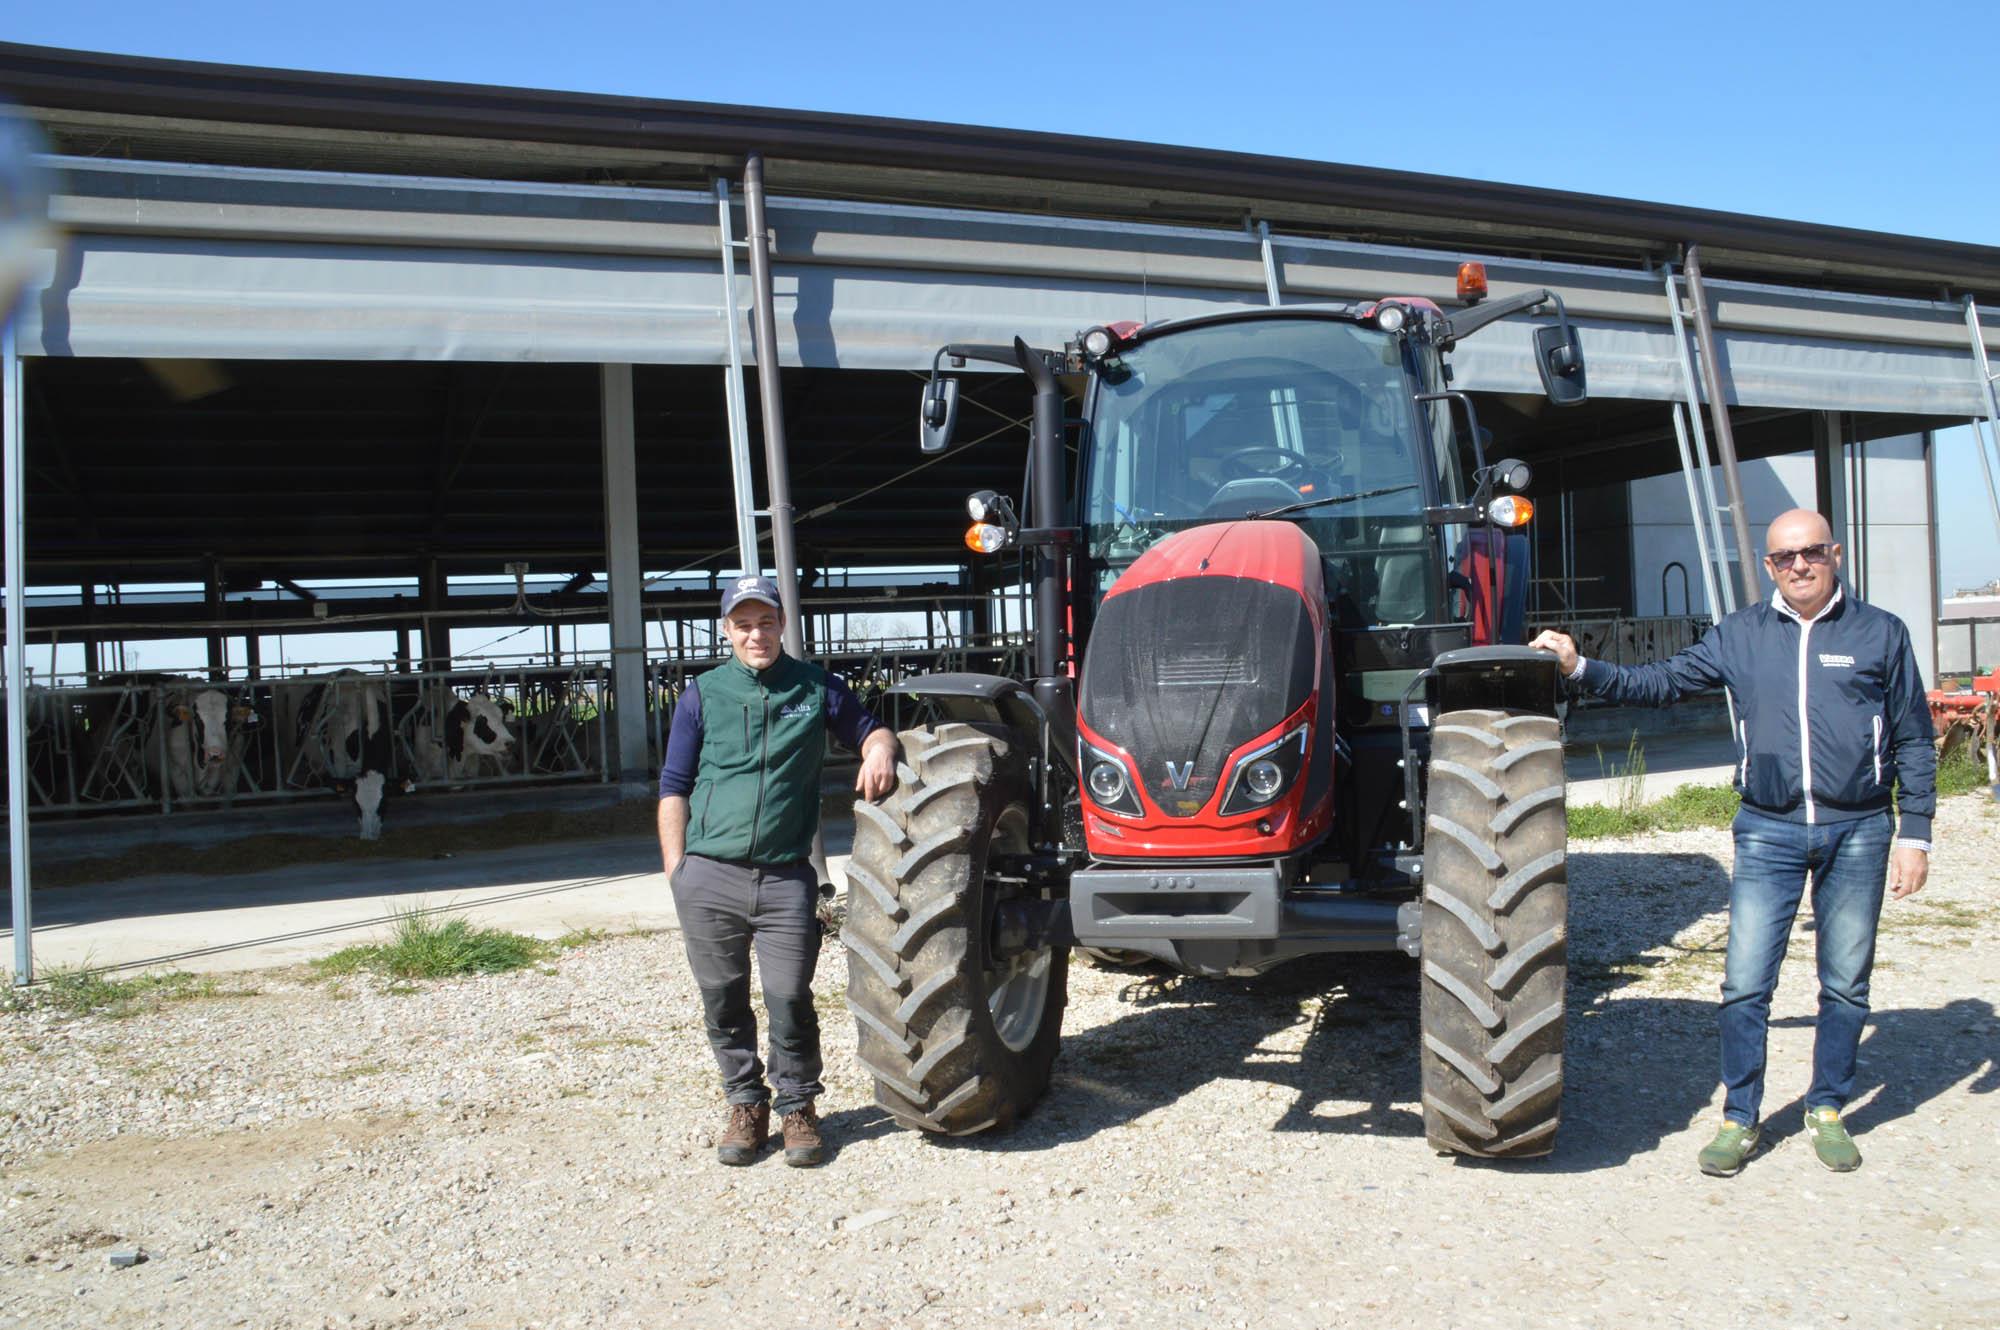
left=842, top=271, right=1589, bottom=1157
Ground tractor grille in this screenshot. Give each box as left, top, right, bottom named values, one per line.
left=1156, top=653, right=1256, bottom=686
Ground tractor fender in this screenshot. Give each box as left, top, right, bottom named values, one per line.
left=1428, top=645, right=1562, bottom=719
left=886, top=672, right=1075, bottom=775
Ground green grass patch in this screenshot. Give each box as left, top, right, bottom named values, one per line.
left=310, top=907, right=551, bottom=982
left=1936, top=749, right=1989, bottom=799
left=5, top=966, right=256, bottom=1020
left=1569, top=781, right=1742, bottom=839
left=554, top=927, right=607, bottom=950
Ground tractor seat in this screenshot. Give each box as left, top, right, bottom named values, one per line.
left=1202, top=477, right=1302, bottom=520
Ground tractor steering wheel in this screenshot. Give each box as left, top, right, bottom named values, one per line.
left=1220, top=446, right=1310, bottom=484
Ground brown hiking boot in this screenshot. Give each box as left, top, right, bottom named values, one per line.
left=716, top=1102, right=769, bottom=1166
left=780, top=1103, right=825, bottom=1168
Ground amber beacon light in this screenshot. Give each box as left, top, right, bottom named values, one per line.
left=1457, top=262, right=1489, bottom=304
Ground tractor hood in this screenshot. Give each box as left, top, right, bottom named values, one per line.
left=1079, top=521, right=1326, bottom=825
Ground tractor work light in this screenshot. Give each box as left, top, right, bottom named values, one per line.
left=1080, top=325, right=1117, bottom=360
left=1457, top=262, right=1489, bottom=304
left=1375, top=303, right=1408, bottom=333
left=966, top=489, right=999, bottom=521
left=1487, top=495, right=1535, bottom=528
left=965, top=522, right=1012, bottom=554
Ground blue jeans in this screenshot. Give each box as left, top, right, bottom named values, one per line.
left=1720, top=805, right=1891, bottom=1126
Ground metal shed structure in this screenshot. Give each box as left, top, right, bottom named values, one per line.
left=6, top=42, right=2000, bottom=981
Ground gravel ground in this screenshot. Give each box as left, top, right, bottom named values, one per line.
left=3, top=795, right=1997, bottom=1330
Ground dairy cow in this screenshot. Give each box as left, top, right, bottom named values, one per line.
left=411, top=692, right=518, bottom=782
left=158, top=686, right=257, bottom=800
left=280, top=671, right=394, bottom=838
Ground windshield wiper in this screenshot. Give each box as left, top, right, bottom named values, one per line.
left=1247, top=482, right=1419, bottom=520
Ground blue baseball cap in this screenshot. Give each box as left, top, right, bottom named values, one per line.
left=720, top=574, right=783, bottom=617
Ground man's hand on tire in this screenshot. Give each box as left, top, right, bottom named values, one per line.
left=1529, top=630, right=1579, bottom=676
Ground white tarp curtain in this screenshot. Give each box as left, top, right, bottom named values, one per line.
left=17, top=159, right=1998, bottom=416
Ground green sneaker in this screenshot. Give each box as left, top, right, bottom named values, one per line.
left=1698, top=1119, right=1761, bottom=1176
left=1805, top=1107, right=1862, bottom=1172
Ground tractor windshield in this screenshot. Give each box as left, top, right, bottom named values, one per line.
left=1083, top=316, right=1444, bottom=626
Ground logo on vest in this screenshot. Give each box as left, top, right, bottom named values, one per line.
left=1817, top=652, right=1856, bottom=669
left=778, top=700, right=818, bottom=719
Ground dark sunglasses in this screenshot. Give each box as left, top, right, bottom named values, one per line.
left=1765, top=544, right=1832, bottom=569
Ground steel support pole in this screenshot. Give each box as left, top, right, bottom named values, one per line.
left=1663, top=263, right=1738, bottom=614
left=1684, top=247, right=1761, bottom=607
left=1669, top=404, right=1727, bottom=627
left=713, top=179, right=762, bottom=574
left=742, top=154, right=806, bottom=664
left=4, top=318, right=31, bottom=984
left=1257, top=221, right=1282, bottom=307
left=600, top=364, right=651, bottom=783
left=1960, top=298, right=2000, bottom=546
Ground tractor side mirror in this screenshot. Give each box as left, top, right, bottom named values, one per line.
left=920, top=377, right=961, bottom=454
left=1534, top=322, right=1588, bottom=407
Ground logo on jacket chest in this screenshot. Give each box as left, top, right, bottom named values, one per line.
left=777, top=699, right=818, bottom=720
left=1817, top=653, right=1856, bottom=669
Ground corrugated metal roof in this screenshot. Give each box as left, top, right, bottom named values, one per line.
left=6, top=41, right=1999, bottom=300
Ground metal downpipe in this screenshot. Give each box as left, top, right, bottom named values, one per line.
left=742, top=154, right=806, bottom=664
left=4, top=316, right=30, bottom=984
left=742, top=154, right=832, bottom=884
left=1684, top=246, right=1762, bottom=607
left=1663, top=262, right=1738, bottom=615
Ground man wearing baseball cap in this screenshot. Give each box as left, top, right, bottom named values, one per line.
left=658, top=574, right=896, bottom=1167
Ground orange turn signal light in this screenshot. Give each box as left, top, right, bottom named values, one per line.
left=1457, top=261, right=1488, bottom=304
left=1488, top=495, right=1534, bottom=528
left=965, top=522, right=1010, bottom=554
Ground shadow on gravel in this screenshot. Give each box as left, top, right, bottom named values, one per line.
left=1757, top=998, right=2000, bottom=1146
left=940, top=953, right=1428, bottom=1155
left=817, top=1104, right=903, bottom=1162
left=934, top=847, right=1752, bottom=1169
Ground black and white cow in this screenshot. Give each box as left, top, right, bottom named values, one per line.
left=412, top=692, right=518, bottom=783
left=281, top=670, right=394, bottom=838
left=158, top=686, right=257, bottom=800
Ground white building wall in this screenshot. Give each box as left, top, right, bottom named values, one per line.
left=1626, top=434, right=1937, bottom=685
left=1627, top=452, right=1817, bottom=618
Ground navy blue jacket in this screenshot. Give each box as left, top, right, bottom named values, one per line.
left=1577, top=586, right=1935, bottom=844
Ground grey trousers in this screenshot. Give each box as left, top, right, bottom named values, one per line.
left=668, top=853, right=823, bottom=1115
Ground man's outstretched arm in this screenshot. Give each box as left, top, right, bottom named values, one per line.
left=1529, top=626, right=1728, bottom=708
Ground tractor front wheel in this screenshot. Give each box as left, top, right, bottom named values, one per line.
left=842, top=723, right=1068, bottom=1134
left=1418, top=708, right=1568, bottom=1158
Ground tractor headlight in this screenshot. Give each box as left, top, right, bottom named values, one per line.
left=1080, top=325, right=1116, bottom=360
left=1244, top=759, right=1284, bottom=799
left=1219, top=723, right=1309, bottom=816
left=1081, top=741, right=1143, bottom=818
left=1375, top=303, right=1408, bottom=333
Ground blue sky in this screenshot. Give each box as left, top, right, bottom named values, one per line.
left=8, top=0, right=1999, bottom=608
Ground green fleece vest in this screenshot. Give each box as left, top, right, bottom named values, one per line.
left=685, top=653, right=827, bottom=865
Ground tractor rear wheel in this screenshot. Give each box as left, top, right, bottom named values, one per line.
left=1419, top=708, right=1568, bottom=1158
left=843, top=722, right=1068, bottom=1135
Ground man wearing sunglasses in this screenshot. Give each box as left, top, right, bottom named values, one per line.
left=1531, top=508, right=1935, bottom=1177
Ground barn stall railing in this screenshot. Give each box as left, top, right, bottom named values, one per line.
left=4, top=632, right=1038, bottom=820
left=0, top=662, right=616, bottom=818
